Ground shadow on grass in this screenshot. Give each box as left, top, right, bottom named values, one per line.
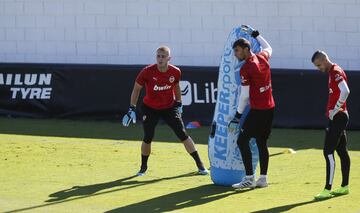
left=4, top=172, right=199, bottom=213
left=269, top=152, right=285, bottom=157
left=105, top=184, right=242, bottom=213
left=251, top=197, right=337, bottom=213
left=1, top=117, right=359, bottom=150
left=45, top=172, right=200, bottom=203
left=45, top=175, right=139, bottom=202
left=0, top=117, right=207, bottom=144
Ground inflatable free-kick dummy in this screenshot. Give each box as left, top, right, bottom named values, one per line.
left=208, top=26, right=261, bottom=186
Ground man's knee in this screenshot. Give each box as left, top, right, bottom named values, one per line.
left=142, top=119, right=157, bottom=144
left=237, top=129, right=251, bottom=147
left=255, top=136, right=268, bottom=151
left=143, top=134, right=153, bottom=144
left=323, top=147, right=334, bottom=158
left=143, top=139, right=152, bottom=144
left=176, top=129, right=189, bottom=141
left=336, top=149, right=349, bottom=159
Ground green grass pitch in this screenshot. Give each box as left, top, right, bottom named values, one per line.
left=0, top=117, right=359, bottom=212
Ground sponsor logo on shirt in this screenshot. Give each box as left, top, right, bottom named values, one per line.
left=259, top=83, right=271, bottom=93
left=153, top=84, right=172, bottom=91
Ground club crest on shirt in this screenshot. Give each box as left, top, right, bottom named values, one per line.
left=143, top=115, right=147, bottom=121
left=335, top=74, right=343, bottom=82
left=169, top=76, right=175, bottom=83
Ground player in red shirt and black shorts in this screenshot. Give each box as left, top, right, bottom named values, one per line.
left=312, top=51, right=351, bottom=200
left=229, top=25, right=274, bottom=189
left=122, top=46, right=208, bottom=176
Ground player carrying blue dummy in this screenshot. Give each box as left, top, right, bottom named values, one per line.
left=209, top=25, right=274, bottom=188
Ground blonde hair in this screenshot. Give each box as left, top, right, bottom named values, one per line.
left=156, top=46, right=171, bottom=56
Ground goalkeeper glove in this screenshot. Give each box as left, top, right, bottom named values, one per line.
left=122, top=106, right=136, bottom=127
left=228, top=112, right=242, bottom=132
left=174, top=101, right=183, bottom=114
left=241, top=25, right=260, bottom=38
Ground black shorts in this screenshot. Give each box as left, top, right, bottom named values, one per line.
left=324, top=111, right=348, bottom=154
left=141, top=103, right=189, bottom=143
left=242, top=108, right=274, bottom=140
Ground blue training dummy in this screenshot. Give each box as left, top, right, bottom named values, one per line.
left=208, top=26, right=261, bottom=186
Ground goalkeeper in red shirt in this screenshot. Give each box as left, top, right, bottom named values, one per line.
left=312, top=50, right=351, bottom=200
left=122, top=46, right=208, bottom=176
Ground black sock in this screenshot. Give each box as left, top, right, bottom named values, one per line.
left=140, top=154, right=149, bottom=172
left=190, top=151, right=204, bottom=170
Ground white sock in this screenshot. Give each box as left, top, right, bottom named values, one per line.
left=259, top=175, right=267, bottom=179
left=246, top=175, right=254, bottom=179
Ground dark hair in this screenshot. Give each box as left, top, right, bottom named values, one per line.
left=311, top=50, right=325, bottom=63
left=232, top=38, right=251, bottom=50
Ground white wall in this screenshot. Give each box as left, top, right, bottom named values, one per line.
left=0, top=0, right=359, bottom=70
